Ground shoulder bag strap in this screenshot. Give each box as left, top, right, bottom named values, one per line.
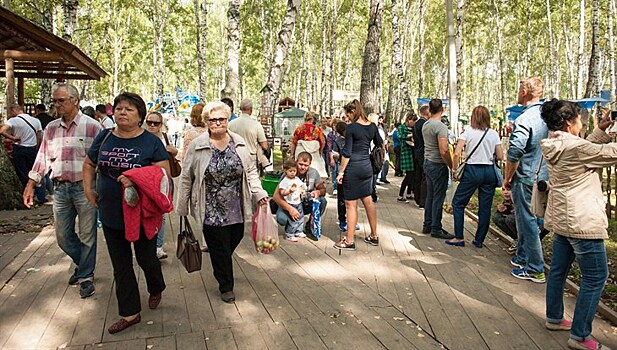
left=17, top=116, right=38, bottom=134
left=95, top=128, right=114, bottom=170
left=535, top=155, right=544, bottom=179
left=464, top=129, right=490, bottom=161
left=162, top=133, right=170, bottom=146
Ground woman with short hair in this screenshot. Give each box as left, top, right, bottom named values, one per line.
left=446, top=105, right=503, bottom=248
left=177, top=101, right=268, bottom=303
left=83, top=92, right=171, bottom=334
left=541, top=100, right=615, bottom=350
left=182, top=102, right=206, bottom=159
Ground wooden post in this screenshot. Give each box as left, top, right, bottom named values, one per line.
left=5, top=57, right=15, bottom=119
left=17, top=77, right=24, bottom=106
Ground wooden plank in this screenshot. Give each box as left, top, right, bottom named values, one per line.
left=306, top=313, right=386, bottom=350
left=283, top=318, right=327, bottom=350
left=0, top=231, right=39, bottom=274
left=204, top=327, right=237, bottom=350
left=159, top=251, right=192, bottom=336
left=146, top=334, right=176, bottom=350
left=175, top=331, right=207, bottom=350
left=0, top=227, right=53, bottom=288
left=369, top=306, right=444, bottom=350
left=84, top=338, right=146, bottom=350
left=1, top=236, right=66, bottom=349
left=61, top=230, right=115, bottom=346
left=231, top=321, right=268, bottom=350
left=257, top=321, right=297, bottom=350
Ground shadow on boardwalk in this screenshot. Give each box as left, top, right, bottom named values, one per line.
left=0, top=177, right=615, bottom=350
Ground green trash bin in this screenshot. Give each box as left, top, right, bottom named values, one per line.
left=261, top=171, right=283, bottom=197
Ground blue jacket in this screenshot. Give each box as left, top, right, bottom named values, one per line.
left=392, top=130, right=400, bottom=148
left=506, top=102, right=549, bottom=185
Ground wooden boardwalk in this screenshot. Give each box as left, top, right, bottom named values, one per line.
left=1, top=177, right=616, bottom=350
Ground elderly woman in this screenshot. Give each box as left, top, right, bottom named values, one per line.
left=144, top=111, right=179, bottom=259
left=83, top=92, right=171, bottom=334
left=182, top=102, right=206, bottom=159
left=177, top=101, right=268, bottom=303
left=540, top=100, right=615, bottom=350
left=289, top=111, right=327, bottom=177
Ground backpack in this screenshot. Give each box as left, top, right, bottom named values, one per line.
left=370, top=146, right=383, bottom=175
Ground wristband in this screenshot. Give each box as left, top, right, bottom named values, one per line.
left=338, top=172, right=344, bottom=176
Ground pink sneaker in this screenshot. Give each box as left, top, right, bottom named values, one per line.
left=545, top=319, right=572, bottom=331
left=567, top=338, right=605, bottom=350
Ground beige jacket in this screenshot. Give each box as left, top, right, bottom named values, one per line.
left=176, top=131, right=268, bottom=223
left=540, top=128, right=617, bottom=239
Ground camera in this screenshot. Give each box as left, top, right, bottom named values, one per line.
left=611, top=110, right=617, bottom=121
left=537, top=180, right=550, bottom=193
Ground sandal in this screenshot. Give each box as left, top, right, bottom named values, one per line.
left=108, top=314, right=141, bottom=334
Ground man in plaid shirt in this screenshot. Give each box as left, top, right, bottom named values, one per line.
left=23, top=83, right=103, bottom=298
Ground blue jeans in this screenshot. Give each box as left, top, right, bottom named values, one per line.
left=452, top=164, right=496, bottom=241
left=512, top=180, right=544, bottom=273
left=53, top=181, right=98, bottom=282
left=156, top=215, right=166, bottom=249
left=423, top=160, right=450, bottom=232
left=282, top=203, right=304, bottom=236
left=331, top=162, right=339, bottom=191
left=379, top=159, right=390, bottom=181
left=546, top=235, right=607, bottom=341
left=276, top=196, right=327, bottom=228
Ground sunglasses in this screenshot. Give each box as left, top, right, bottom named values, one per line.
left=145, top=120, right=162, bottom=126
left=208, top=118, right=228, bottom=124
left=52, top=98, right=72, bottom=105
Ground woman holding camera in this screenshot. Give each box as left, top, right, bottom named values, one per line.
left=541, top=100, right=616, bottom=350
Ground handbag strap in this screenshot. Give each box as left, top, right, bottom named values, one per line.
left=17, top=115, right=38, bottom=134
left=535, top=155, right=544, bottom=179
left=464, top=128, right=490, bottom=162
left=95, top=128, right=114, bottom=172
left=162, top=133, right=170, bottom=146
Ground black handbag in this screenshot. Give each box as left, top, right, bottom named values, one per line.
left=176, top=216, right=202, bottom=273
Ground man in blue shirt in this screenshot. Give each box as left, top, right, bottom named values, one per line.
left=503, top=76, right=548, bottom=284
left=391, top=122, right=402, bottom=176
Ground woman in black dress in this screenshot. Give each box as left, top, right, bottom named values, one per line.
left=334, top=100, right=383, bottom=250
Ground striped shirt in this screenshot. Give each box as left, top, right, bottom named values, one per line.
left=29, top=112, right=103, bottom=183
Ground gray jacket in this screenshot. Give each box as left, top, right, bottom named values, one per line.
left=176, top=131, right=268, bottom=223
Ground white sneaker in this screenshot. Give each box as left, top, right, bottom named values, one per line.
left=156, top=248, right=168, bottom=259
left=296, top=232, right=307, bottom=238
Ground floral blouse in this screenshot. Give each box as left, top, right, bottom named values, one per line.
left=291, top=123, right=325, bottom=149
left=203, top=138, right=244, bottom=227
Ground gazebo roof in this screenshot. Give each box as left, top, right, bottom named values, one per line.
left=0, top=6, right=106, bottom=80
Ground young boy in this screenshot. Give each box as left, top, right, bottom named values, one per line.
left=279, top=159, right=308, bottom=242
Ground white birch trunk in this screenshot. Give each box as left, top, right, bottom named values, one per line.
left=62, top=0, right=78, bottom=42
left=417, top=0, right=427, bottom=97
left=609, top=0, right=616, bottom=102
left=577, top=0, right=586, bottom=98
left=446, top=0, right=459, bottom=132
left=194, top=0, right=208, bottom=100
left=584, top=0, right=600, bottom=98
left=327, top=1, right=339, bottom=116
left=392, top=0, right=413, bottom=113
left=360, top=0, right=383, bottom=114
left=221, top=0, right=241, bottom=101
left=265, top=0, right=301, bottom=115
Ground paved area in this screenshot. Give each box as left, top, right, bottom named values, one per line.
left=0, top=175, right=616, bottom=350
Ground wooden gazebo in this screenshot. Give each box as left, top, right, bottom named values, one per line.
left=0, top=6, right=106, bottom=114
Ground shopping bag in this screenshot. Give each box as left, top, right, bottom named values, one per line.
left=176, top=216, right=202, bottom=273
left=310, top=198, right=321, bottom=239
left=444, top=180, right=458, bottom=213
left=251, top=204, right=280, bottom=254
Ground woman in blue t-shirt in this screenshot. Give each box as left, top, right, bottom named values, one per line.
left=83, top=92, right=171, bottom=335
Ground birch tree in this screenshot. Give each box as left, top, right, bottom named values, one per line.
left=221, top=0, right=240, bottom=101
left=391, top=0, right=413, bottom=113
left=609, top=0, right=616, bottom=102
left=446, top=0, right=459, bottom=132
left=360, top=0, right=383, bottom=114
left=194, top=0, right=208, bottom=100
left=62, top=0, right=78, bottom=42
left=577, top=0, right=586, bottom=98
left=584, top=0, right=600, bottom=98
left=264, top=0, right=301, bottom=114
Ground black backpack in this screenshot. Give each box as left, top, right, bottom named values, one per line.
left=370, top=146, right=383, bottom=174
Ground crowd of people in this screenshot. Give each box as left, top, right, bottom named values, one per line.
left=1, top=78, right=615, bottom=350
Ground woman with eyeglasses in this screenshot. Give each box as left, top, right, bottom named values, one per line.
left=177, top=101, right=268, bottom=303
left=144, top=111, right=178, bottom=259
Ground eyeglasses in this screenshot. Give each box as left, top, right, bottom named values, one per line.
left=145, top=120, right=162, bottom=126
left=52, top=98, right=72, bottom=105
left=208, top=118, right=228, bottom=124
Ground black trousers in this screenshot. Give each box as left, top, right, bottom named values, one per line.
left=394, top=146, right=402, bottom=175
left=103, top=225, right=165, bottom=317
left=337, top=181, right=346, bottom=223
left=203, top=223, right=244, bottom=293
left=399, top=171, right=414, bottom=197
left=413, top=154, right=427, bottom=206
